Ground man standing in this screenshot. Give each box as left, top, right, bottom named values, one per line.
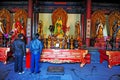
left=29, top=33, right=43, bottom=74
left=12, top=33, right=26, bottom=74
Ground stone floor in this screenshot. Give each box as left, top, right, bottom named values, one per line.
left=0, top=57, right=120, bottom=80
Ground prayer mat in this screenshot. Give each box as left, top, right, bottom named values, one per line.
left=47, top=66, right=64, bottom=75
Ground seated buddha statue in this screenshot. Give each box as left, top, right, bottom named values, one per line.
left=96, top=22, right=104, bottom=38
left=94, top=20, right=106, bottom=49
left=54, top=17, right=64, bottom=38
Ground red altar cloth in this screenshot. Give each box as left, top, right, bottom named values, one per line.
left=26, top=49, right=91, bottom=68
left=0, top=47, right=10, bottom=64
left=106, top=51, right=120, bottom=68
left=99, top=49, right=108, bottom=63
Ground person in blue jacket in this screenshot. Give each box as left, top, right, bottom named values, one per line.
left=29, top=33, right=43, bottom=74
left=12, top=33, right=26, bottom=74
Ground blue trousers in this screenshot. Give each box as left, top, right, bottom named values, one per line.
left=30, top=53, right=40, bottom=73
left=14, top=55, right=23, bottom=72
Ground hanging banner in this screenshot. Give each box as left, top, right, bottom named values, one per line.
left=27, top=18, right=31, bottom=37
left=86, top=19, right=91, bottom=38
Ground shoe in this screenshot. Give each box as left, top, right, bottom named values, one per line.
left=35, top=71, right=40, bottom=74
left=29, top=72, right=33, bottom=75
left=15, top=71, right=18, bottom=73
left=18, top=71, right=24, bottom=74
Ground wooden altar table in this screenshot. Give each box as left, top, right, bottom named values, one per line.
left=26, top=49, right=91, bottom=68
left=106, top=51, right=120, bottom=68
left=0, top=47, right=10, bottom=64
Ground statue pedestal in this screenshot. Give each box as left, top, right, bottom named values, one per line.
left=94, top=38, right=106, bottom=49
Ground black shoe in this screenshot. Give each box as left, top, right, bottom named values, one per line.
left=29, top=72, right=34, bottom=75
left=35, top=71, right=40, bottom=74
left=15, top=71, right=18, bottom=73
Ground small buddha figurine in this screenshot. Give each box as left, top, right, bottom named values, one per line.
left=77, top=36, right=82, bottom=48
left=64, top=36, right=68, bottom=49
left=67, top=35, right=71, bottom=49
left=59, top=38, right=63, bottom=49
left=53, top=37, right=57, bottom=48
left=47, top=35, right=51, bottom=49
left=37, top=20, right=43, bottom=36
left=43, top=38, right=46, bottom=49
left=74, top=36, right=78, bottom=49
left=70, top=35, right=74, bottom=49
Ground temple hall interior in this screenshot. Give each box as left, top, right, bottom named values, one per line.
left=0, top=0, right=120, bottom=80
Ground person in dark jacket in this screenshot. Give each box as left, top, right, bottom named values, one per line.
left=12, top=33, right=26, bottom=74
left=29, top=33, right=43, bottom=74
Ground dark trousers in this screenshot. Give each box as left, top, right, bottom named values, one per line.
left=14, top=55, right=23, bottom=72
left=30, top=53, right=40, bottom=73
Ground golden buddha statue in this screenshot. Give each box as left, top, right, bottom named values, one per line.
left=96, top=21, right=104, bottom=38
left=37, top=20, right=43, bottom=36
left=54, top=17, right=64, bottom=38
left=75, top=21, right=80, bottom=37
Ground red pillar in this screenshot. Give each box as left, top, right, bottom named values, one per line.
left=26, top=0, right=33, bottom=44
left=26, top=0, right=33, bottom=69
left=86, top=0, right=91, bottom=47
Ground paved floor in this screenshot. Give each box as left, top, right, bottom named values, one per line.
left=0, top=57, right=120, bottom=80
